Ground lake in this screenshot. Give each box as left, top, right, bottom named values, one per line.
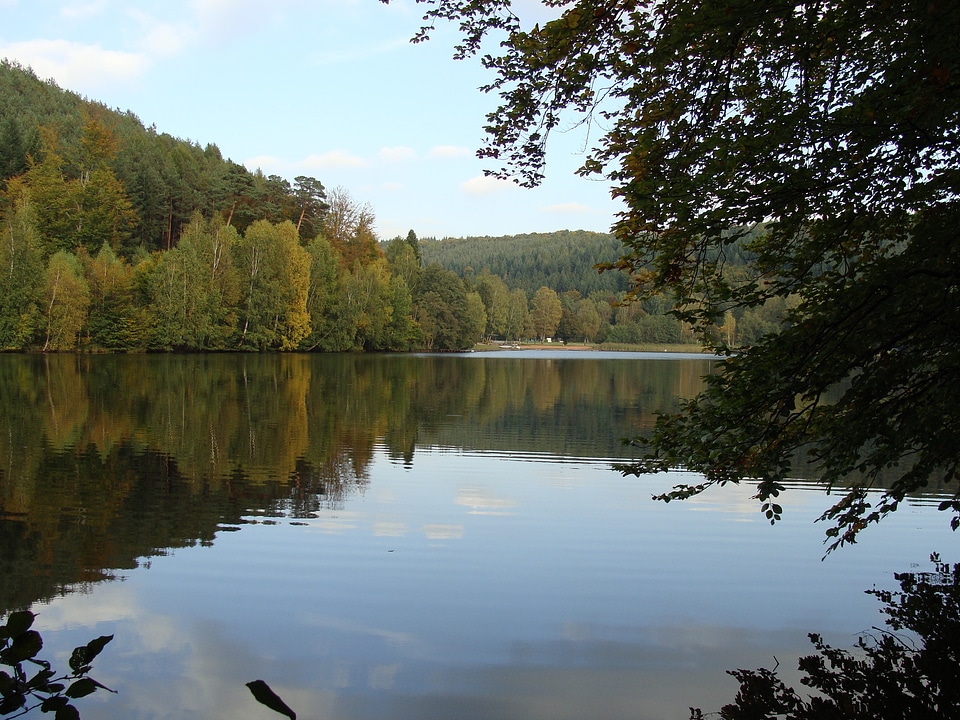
left=0, top=351, right=952, bottom=720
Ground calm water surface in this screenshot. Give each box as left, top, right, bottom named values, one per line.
left=0, top=352, right=952, bottom=720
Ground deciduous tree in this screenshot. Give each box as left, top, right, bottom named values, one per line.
left=504, top=287, right=528, bottom=342
left=322, top=187, right=383, bottom=270
left=384, top=235, right=423, bottom=292
left=528, top=286, right=562, bottom=341
left=474, top=270, right=510, bottom=340
left=42, top=250, right=89, bottom=351
left=234, top=220, right=310, bottom=350
left=576, top=298, right=602, bottom=342
left=81, top=242, right=139, bottom=349
left=301, top=236, right=350, bottom=351
left=415, top=264, right=474, bottom=350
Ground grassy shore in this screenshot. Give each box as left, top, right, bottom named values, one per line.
left=474, top=341, right=710, bottom=353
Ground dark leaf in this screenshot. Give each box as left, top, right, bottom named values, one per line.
left=40, top=696, right=69, bottom=713
left=0, top=671, right=13, bottom=696
left=4, top=611, right=35, bottom=640
left=26, top=668, right=55, bottom=690
left=54, top=703, right=80, bottom=720
left=0, top=692, right=25, bottom=714
left=69, top=635, right=113, bottom=674
left=3, top=630, right=42, bottom=663
left=39, top=682, right=66, bottom=695
left=65, top=678, right=102, bottom=699
left=246, top=679, right=297, bottom=719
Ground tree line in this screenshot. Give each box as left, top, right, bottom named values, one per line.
left=0, top=62, right=469, bottom=351
left=0, top=60, right=790, bottom=352
left=423, top=228, right=795, bottom=347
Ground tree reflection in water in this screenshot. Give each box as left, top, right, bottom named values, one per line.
left=0, top=352, right=710, bottom=617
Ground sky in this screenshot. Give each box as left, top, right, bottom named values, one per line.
left=0, top=0, right=624, bottom=240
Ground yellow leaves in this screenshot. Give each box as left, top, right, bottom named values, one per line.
left=277, top=221, right=311, bottom=351
left=42, top=250, right=90, bottom=351
left=79, top=115, right=119, bottom=169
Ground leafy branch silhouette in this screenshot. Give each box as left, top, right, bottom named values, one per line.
left=0, top=611, right=114, bottom=719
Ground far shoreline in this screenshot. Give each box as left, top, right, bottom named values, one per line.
left=473, top=342, right=714, bottom=354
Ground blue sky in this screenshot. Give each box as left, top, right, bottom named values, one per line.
left=0, top=0, right=623, bottom=240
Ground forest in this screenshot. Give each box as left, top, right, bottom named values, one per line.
left=0, top=60, right=783, bottom=352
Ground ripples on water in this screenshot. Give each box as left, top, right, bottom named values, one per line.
left=0, top=353, right=951, bottom=720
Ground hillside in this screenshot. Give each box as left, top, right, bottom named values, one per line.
left=0, top=60, right=327, bottom=255
left=420, top=230, right=629, bottom=297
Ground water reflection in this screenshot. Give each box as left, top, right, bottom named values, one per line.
left=1, top=353, right=951, bottom=720
left=0, top=352, right=711, bottom=614
left=25, top=453, right=952, bottom=720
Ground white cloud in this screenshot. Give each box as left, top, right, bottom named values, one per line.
left=141, top=22, right=194, bottom=57
left=0, top=39, right=148, bottom=89
left=542, top=202, right=593, bottom=215
left=381, top=181, right=405, bottom=191
left=461, top=174, right=515, bottom=196
left=368, top=664, right=400, bottom=690
left=300, top=150, right=369, bottom=170
left=374, top=521, right=407, bottom=537
left=428, top=145, right=471, bottom=159
left=61, top=0, right=108, bottom=20
left=379, top=146, right=416, bottom=162
left=189, top=0, right=275, bottom=42
left=456, top=487, right=516, bottom=515
left=244, top=154, right=285, bottom=172
left=34, top=583, right=139, bottom=631
left=422, top=523, right=464, bottom=540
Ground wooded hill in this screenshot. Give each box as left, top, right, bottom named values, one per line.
left=0, top=60, right=784, bottom=352
left=0, top=60, right=329, bottom=254
left=420, top=231, right=630, bottom=297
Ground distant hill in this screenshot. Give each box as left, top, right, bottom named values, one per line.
left=420, top=230, right=629, bottom=297
left=0, top=60, right=327, bottom=255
